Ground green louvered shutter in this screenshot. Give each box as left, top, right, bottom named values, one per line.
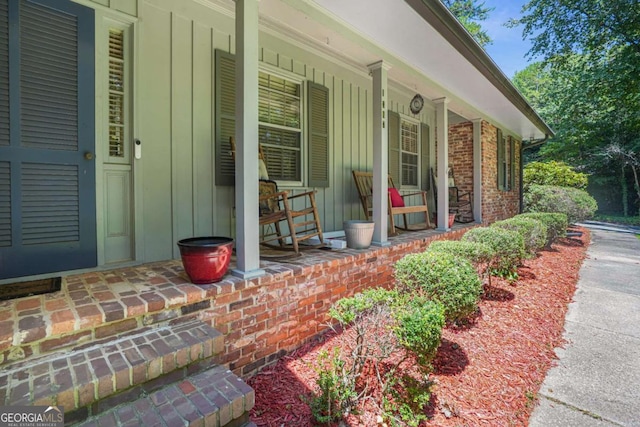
left=0, top=0, right=96, bottom=280
left=388, top=110, right=400, bottom=186
left=497, top=128, right=504, bottom=190
left=510, top=137, right=516, bottom=191
left=308, top=81, right=329, bottom=187
left=0, top=1, right=9, bottom=247
left=215, top=50, right=236, bottom=186
left=420, top=123, right=430, bottom=191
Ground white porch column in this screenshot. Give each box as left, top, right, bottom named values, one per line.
left=232, top=0, right=264, bottom=279
left=368, top=60, right=391, bottom=246
left=435, top=98, right=450, bottom=231
left=472, top=119, right=483, bottom=223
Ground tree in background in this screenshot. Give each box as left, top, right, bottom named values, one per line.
left=442, top=0, right=494, bottom=48
left=510, top=0, right=640, bottom=217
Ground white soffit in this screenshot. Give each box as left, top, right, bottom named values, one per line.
left=258, top=0, right=546, bottom=139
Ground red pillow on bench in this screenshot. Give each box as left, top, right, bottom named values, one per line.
left=388, top=188, right=405, bottom=207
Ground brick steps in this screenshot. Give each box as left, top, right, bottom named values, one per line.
left=74, top=365, right=254, bottom=427
left=0, top=319, right=224, bottom=417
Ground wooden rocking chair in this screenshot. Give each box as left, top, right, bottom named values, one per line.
left=430, top=167, right=474, bottom=223
left=230, top=137, right=324, bottom=253
left=352, top=170, right=431, bottom=235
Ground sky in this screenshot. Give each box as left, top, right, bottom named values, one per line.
left=480, top=0, right=540, bottom=78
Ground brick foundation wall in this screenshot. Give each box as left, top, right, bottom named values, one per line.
left=201, top=228, right=472, bottom=378
left=481, top=121, right=521, bottom=224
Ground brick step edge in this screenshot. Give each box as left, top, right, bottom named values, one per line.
left=74, top=365, right=255, bottom=427
left=0, top=319, right=224, bottom=414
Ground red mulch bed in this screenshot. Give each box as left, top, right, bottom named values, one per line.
left=247, top=228, right=590, bottom=426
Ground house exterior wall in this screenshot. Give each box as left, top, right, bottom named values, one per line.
left=447, top=122, right=474, bottom=197
left=481, top=121, right=521, bottom=224
left=134, top=0, right=435, bottom=264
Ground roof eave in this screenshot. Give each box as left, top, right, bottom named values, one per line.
left=405, top=0, right=555, bottom=138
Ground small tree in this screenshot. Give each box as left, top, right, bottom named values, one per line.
left=523, top=161, right=589, bottom=190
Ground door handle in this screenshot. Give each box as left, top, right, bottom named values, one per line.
left=84, top=152, right=94, bottom=160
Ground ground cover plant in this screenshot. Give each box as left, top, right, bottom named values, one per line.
left=247, top=228, right=590, bottom=426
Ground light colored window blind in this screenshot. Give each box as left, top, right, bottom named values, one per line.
left=258, top=71, right=302, bottom=182
left=108, top=29, right=125, bottom=158
left=401, top=119, right=419, bottom=186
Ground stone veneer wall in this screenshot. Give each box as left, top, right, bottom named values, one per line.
left=201, top=228, right=472, bottom=378
left=481, top=121, right=521, bottom=224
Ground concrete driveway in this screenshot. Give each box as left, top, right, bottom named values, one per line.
left=529, top=225, right=640, bottom=426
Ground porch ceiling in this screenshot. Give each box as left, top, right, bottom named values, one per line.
left=209, top=0, right=552, bottom=139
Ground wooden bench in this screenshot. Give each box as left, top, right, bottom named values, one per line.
left=352, top=170, right=431, bottom=235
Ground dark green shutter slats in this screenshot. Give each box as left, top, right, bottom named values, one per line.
left=215, top=50, right=236, bottom=186
left=388, top=110, right=400, bottom=185
left=496, top=128, right=504, bottom=190
left=20, top=0, right=78, bottom=151
left=510, top=137, right=516, bottom=191
left=307, top=81, right=329, bottom=188
left=420, top=123, right=430, bottom=191
left=21, top=163, right=79, bottom=244
left=0, top=161, right=10, bottom=247
left=0, top=0, right=8, bottom=147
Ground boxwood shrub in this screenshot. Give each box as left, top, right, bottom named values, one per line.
left=394, top=251, right=482, bottom=322
left=461, top=226, right=525, bottom=273
left=426, top=240, right=494, bottom=269
left=491, top=217, right=547, bottom=256
left=524, top=184, right=597, bottom=223
left=518, top=212, right=568, bottom=246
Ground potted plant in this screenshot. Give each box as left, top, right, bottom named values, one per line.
left=177, top=237, right=234, bottom=284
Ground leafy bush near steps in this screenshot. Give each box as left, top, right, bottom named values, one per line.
left=394, top=251, right=482, bottom=323
left=311, top=288, right=445, bottom=425
left=524, top=184, right=598, bottom=224
left=425, top=240, right=494, bottom=270
left=518, top=212, right=568, bottom=246
left=491, top=217, right=548, bottom=256
left=461, top=226, right=525, bottom=273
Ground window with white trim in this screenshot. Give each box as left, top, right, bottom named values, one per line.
left=258, top=71, right=302, bottom=183
left=401, top=118, right=419, bottom=186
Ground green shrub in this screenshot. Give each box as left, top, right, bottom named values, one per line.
left=461, top=226, right=525, bottom=273
left=309, top=348, right=357, bottom=423
left=491, top=217, right=547, bottom=256
left=523, top=161, right=589, bottom=189
left=394, top=251, right=482, bottom=322
left=320, top=289, right=444, bottom=425
left=393, top=297, right=445, bottom=367
left=425, top=240, right=494, bottom=269
left=518, top=212, right=568, bottom=245
left=524, top=184, right=598, bottom=223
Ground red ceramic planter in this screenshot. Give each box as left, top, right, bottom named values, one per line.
left=177, top=237, right=234, bottom=284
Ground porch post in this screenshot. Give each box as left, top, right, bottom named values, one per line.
left=434, top=98, right=450, bottom=231
left=368, top=60, right=391, bottom=246
left=232, top=0, right=264, bottom=279
left=472, top=119, right=483, bottom=223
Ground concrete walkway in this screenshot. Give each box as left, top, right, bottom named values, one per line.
left=529, top=225, right=640, bottom=426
